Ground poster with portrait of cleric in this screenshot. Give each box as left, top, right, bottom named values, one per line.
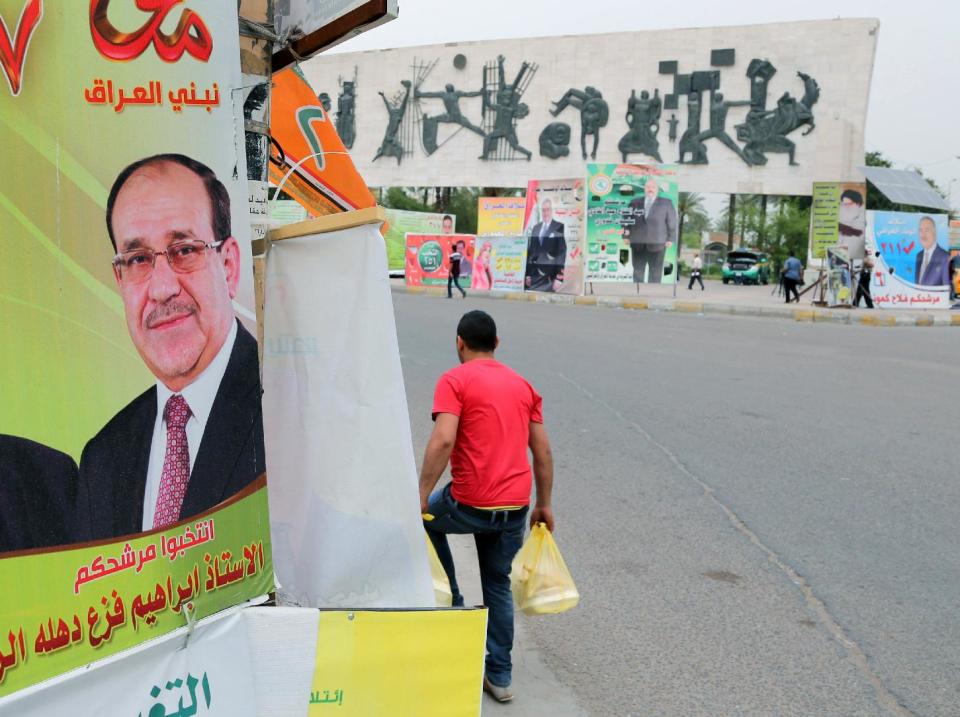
left=584, top=164, right=679, bottom=284
left=0, top=1, right=272, bottom=696
left=866, top=211, right=951, bottom=309
left=522, top=179, right=584, bottom=294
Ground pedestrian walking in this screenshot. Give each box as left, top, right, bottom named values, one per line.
left=447, top=241, right=467, bottom=299
left=781, top=250, right=804, bottom=303
left=419, top=310, right=556, bottom=704
left=687, top=253, right=705, bottom=290
left=853, top=252, right=874, bottom=308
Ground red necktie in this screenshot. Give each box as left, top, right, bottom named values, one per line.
left=152, top=394, right=192, bottom=529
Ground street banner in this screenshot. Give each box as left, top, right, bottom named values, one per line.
left=404, top=234, right=476, bottom=288
left=310, top=609, right=487, bottom=716
left=810, top=182, right=867, bottom=260
left=472, top=236, right=528, bottom=292
left=0, top=0, right=273, bottom=696
left=584, top=164, right=679, bottom=284
left=1, top=611, right=257, bottom=717
left=477, top=197, right=527, bottom=236
left=263, top=217, right=434, bottom=608
left=867, top=211, right=951, bottom=309
left=826, top=247, right=853, bottom=307
left=383, top=208, right=455, bottom=273
left=523, top=179, right=584, bottom=294
left=268, top=66, right=376, bottom=215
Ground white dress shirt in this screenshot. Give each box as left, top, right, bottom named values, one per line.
left=142, top=321, right=238, bottom=530
left=919, top=248, right=932, bottom=282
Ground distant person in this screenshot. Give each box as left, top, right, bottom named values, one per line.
left=854, top=252, right=875, bottom=308
left=914, top=216, right=949, bottom=287
left=781, top=250, right=803, bottom=303
left=687, top=253, right=705, bottom=290
left=447, top=241, right=467, bottom=298
left=420, top=311, right=556, bottom=704
left=622, top=178, right=677, bottom=284
left=442, top=214, right=454, bottom=234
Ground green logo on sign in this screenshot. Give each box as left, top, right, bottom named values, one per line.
left=418, top=241, right=443, bottom=273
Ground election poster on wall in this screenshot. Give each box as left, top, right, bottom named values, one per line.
left=0, top=1, right=273, bottom=695
left=810, top=182, right=867, bottom=260
left=477, top=196, right=526, bottom=236
left=383, top=209, right=455, bottom=273
left=866, top=211, right=951, bottom=309
left=585, top=164, right=679, bottom=284
left=404, top=234, right=475, bottom=287
left=523, top=179, right=585, bottom=294
left=472, top=236, right=528, bottom=292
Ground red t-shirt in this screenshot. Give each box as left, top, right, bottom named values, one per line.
left=432, top=359, right=543, bottom=507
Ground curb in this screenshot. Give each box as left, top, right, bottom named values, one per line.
left=390, top=285, right=958, bottom=328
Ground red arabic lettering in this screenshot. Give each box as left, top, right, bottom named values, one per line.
left=89, top=0, right=212, bottom=63
left=0, top=0, right=42, bottom=96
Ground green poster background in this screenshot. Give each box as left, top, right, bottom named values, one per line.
left=810, top=182, right=841, bottom=259
left=584, top=164, right=679, bottom=283
left=384, top=209, right=453, bottom=272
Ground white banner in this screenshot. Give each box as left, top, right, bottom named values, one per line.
left=263, top=219, right=434, bottom=608
left=0, top=612, right=256, bottom=717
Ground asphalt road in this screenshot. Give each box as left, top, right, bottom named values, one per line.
left=395, top=293, right=960, bottom=717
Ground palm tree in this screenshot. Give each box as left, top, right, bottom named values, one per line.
left=677, top=192, right=707, bottom=248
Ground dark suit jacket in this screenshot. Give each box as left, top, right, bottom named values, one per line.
left=622, top=196, right=677, bottom=247
left=75, top=322, right=265, bottom=541
left=526, top=220, right=567, bottom=289
left=0, top=435, right=78, bottom=553
left=914, top=245, right=950, bottom=287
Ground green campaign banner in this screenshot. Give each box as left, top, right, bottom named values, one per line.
left=585, top=164, right=679, bottom=284
left=383, top=209, right=455, bottom=271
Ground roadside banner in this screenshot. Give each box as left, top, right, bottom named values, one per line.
left=0, top=1, right=273, bottom=696
left=1, top=611, right=257, bottom=717
left=523, top=179, right=584, bottom=294
left=810, top=182, right=867, bottom=260
left=473, top=236, right=528, bottom=292
left=263, top=217, right=434, bottom=608
left=404, top=234, right=476, bottom=288
left=584, top=164, right=679, bottom=284
left=867, top=211, right=951, bottom=309
left=383, top=209, right=455, bottom=272
left=310, top=609, right=487, bottom=716
left=826, top=247, right=853, bottom=306
left=478, top=197, right=527, bottom=236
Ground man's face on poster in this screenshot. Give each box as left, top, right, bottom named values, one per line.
left=541, top=200, right=553, bottom=225
left=644, top=178, right=659, bottom=202
left=442, top=216, right=453, bottom=234
left=919, top=217, right=937, bottom=251
left=112, top=162, right=240, bottom=392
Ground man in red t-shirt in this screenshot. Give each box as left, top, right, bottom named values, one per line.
left=419, top=310, right=556, bottom=703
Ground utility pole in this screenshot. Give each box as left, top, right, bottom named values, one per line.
left=727, top=194, right=736, bottom=250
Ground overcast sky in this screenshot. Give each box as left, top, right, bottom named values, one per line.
left=329, top=0, right=960, bottom=209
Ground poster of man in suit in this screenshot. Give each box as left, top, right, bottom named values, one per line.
left=866, top=211, right=952, bottom=308
left=585, top=164, right=679, bottom=284
left=522, top=179, right=584, bottom=294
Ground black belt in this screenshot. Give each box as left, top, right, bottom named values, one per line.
left=451, top=499, right=527, bottom=522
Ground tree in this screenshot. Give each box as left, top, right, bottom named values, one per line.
left=678, top=192, right=709, bottom=248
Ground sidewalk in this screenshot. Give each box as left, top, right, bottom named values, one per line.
left=392, top=279, right=960, bottom=328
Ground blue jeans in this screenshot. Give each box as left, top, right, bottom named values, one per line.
left=424, top=484, right=527, bottom=687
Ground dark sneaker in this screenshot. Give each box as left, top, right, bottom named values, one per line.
left=483, top=676, right=513, bottom=703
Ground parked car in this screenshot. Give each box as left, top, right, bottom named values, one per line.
left=722, top=249, right=770, bottom=285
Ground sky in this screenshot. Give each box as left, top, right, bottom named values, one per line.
left=328, top=0, right=960, bottom=211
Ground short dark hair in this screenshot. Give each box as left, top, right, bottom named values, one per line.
left=442, top=214, right=453, bottom=224
left=840, top=189, right=863, bottom=205
left=106, top=153, right=231, bottom=251
left=457, top=310, right=497, bottom=352
left=455, top=240, right=465, bottom=249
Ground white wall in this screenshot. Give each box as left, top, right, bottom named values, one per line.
left=302, top=18, right=878, bottom=195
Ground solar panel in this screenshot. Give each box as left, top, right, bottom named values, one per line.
left=858, top=166, right=951, bottom=211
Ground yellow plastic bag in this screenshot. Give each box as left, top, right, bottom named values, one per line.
left=510, top=523, right=579, bottom=615
left=425, top=533, right=453, bottom=607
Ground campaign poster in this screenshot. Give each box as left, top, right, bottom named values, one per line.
left=951, top=220, right=960, bottom=309
left=584, top=164, right=679, bottom=284
left=523, top=179, right=584, bottom=294
left=477, top=196, right=526, bottom=236
left=810, top=182, right=867, bottom=260
left=0, top=1, right=273, bottom=695
left=867, top=211, right=951, bottom=309
left=473, top=236, right=527, bottom=292
left=404, top=234, right=475, bottom=287
left=383, top=209, right=455, bottom=272
left=826, top=247, right=853, bottom=307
